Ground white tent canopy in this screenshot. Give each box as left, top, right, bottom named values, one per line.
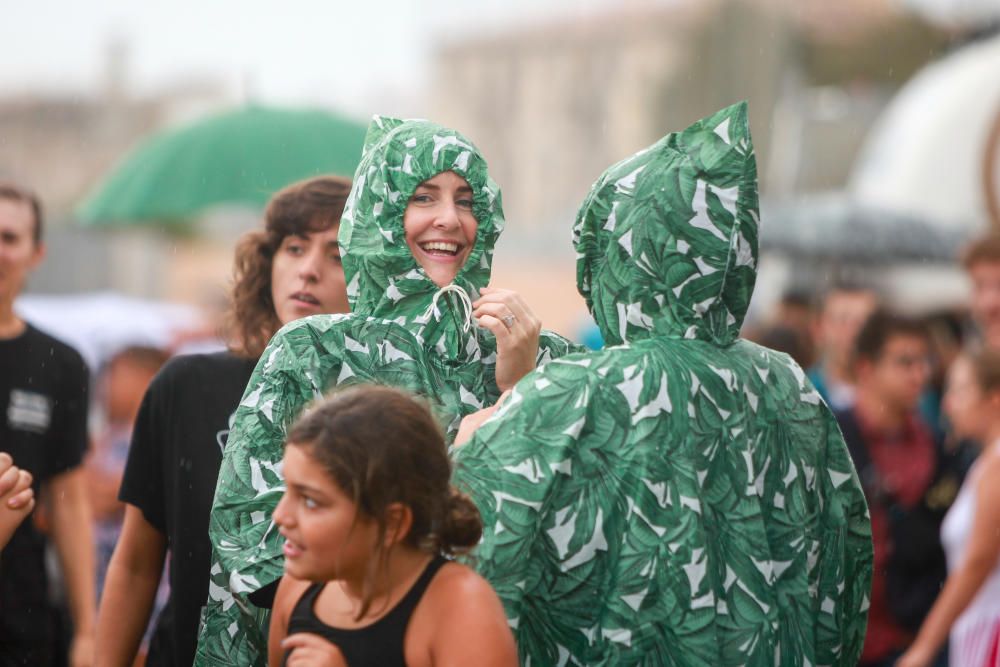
left=14, top=292, right=215, bottom=371
left=903, top=0, right=1000, bottom=29
left=848, top=32, right=1000, bottom=235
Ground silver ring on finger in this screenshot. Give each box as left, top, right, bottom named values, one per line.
left=502, top=314, right=516, bottom=330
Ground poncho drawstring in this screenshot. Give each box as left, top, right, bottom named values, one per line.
left=430, top=283, right=474, bottom=334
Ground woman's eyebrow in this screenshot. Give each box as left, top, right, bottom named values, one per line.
left=415, top=183, right=441, bottom=192
left=288, top=480, right=327, bottom=497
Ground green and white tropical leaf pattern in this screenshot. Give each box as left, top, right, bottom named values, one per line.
left=193, top=117, right=581, bottom=666
left=453, top=102, right=872, bottom=666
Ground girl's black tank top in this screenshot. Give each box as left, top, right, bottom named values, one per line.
left=282, top=555, right=447, bottom=667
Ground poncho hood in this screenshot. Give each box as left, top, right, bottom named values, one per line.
left=574, top=102, right=758, bottom=347
left=453, top=103, right=871, bottom=666
left=339, top=116, right=503, bottom=322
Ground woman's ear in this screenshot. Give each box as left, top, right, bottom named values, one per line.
left=383, top=503, right=413, bottom=547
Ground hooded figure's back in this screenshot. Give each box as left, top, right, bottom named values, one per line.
left=453, top=103, right=872, bottom=666
left=193, top=117, right=580, bottom=666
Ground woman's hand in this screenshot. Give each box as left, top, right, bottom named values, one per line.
left=455, top=392, right=511, bottom=448
left=473, top=287, right=542, bottom=392
left=0, top=452, right=34, bottom=508
left=282, top=633, right=348, bottom=667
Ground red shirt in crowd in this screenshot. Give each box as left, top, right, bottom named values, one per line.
left=853, top=408, right=936, bottom=664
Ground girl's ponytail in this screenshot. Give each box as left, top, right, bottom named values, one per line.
left=437, top=487, right=483, bottom=555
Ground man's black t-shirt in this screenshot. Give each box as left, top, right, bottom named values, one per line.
left=0, top=323, right=89, bottom=647
left=119, top=351, right=256, bottom=667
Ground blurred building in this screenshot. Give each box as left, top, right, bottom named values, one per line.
left=430, top=0, right=947, bottom=241
left=432, top=2, right=786, bottom=247
left=428, top=0, right=953, bottom=332
left=0, top=41, right=232, bottom=299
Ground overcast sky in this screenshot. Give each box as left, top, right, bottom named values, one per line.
left=1, top=0, right=647, bottom=117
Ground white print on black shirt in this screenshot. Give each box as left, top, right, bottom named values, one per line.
left=216, top=410, right=237, bottom=454
left=7, top=389, right=52, bottom=433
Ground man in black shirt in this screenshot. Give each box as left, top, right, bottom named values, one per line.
left=116, top=351, right=256, bottom=666
left=0, top=182, right=95, bottom=666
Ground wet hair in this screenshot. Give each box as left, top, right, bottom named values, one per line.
left=967, top=347, right=1000, bottom=395
left=286, top=385, right=482, bottom=618
left=853, top=309, right=928, bottom=363
left=0, top=182, right=43, bottom=245
left=962, top=233, right=1000, bottom=270
left=225, top=175, right=352, bottom=358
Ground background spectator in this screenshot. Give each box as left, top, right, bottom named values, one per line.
left=85, top=346, right=169, bottom=595
left=808, top=283, right=880, bottom=411
left=835, top=310, right=959, bottom=667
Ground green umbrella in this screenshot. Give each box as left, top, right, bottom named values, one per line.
left=77, top=105, right=367, bottom=225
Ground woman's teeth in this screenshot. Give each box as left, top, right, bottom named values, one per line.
left=420, top=241, right=459, bottom=255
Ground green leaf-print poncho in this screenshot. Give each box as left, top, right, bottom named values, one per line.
left=193, top=117, right=580, bottom=666
left=453, top=103, right=872, bottom=666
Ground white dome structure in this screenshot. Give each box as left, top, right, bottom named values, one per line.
left=848, top=32, right=1000, bottom=234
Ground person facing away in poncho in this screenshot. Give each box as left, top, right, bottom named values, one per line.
left=194, top=116, right=581, bottom=666
left=452, top=102, right=873, bottom=666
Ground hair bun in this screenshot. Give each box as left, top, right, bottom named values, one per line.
left=438, top=487, right=483, bottom=555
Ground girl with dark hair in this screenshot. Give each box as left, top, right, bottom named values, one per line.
left=898, top=349, right=1000, bottom=667
left=94, top=175, right=353, bottom=667
left=268, top=385, right=517, bottom=667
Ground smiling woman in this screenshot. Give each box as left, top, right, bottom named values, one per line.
left=195, top=116, right=582, bottom=666
left=404, top=171, right=478, bottom=288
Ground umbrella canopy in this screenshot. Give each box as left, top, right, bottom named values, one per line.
left=760, top=193, right=969, bottom=264
left=78, top=106, right=367, bottom=225
left=14, top=292, right=209, bottom=371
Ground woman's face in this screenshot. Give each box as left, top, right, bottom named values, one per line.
left=943, top=356, right=991, bottom=441
left=403, top=171, right=478, bottom=288
left=273, top=444, right=380, bottom=582
left=270, top=224, right=350, bottom=326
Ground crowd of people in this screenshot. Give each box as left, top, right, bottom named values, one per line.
left=1, top=101, right=999, bottom=667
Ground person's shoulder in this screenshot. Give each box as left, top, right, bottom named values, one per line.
left=270, top=574, right=316, bottom=656
left=275, top=313, right=354, bottom=341
left=22, top=323, right=87, bottom=370
left=269, top=313, right=422, bottom=365
left=972, top=446, right=1000, bottom=513
left=264, top=313, right=366, bottom=360
left=149, top=350, right=254, bottom=395
left=421, top=562, right=506, bottom=631
left=421, top=562, right=515, bottom=662
left=427, top=561, right=500, bottom=607
left=538, top=329, right=586, bottom=356
left=273, top=573, right=314, bottom=616
left=532, top=346, right=615, bottom=380
left=977, top=446, right=1000, bottom=484
left=156, top=349, right=245, bottom=379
